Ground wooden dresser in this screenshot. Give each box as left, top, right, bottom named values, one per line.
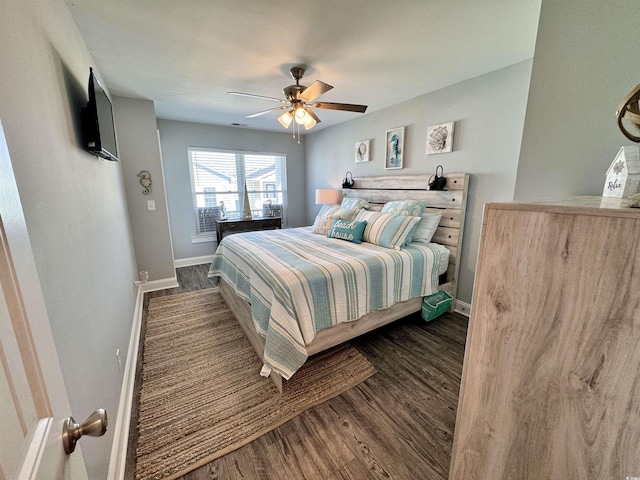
left=449, top=197, right=640, bottom=479
left=215, top=217, right=281, bottom=243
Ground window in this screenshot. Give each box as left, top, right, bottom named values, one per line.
left=264, top=183, right=276, bottom=199
left=203, top=187, right=217, bottom=207
left=188, top=148, right=287, bottom=235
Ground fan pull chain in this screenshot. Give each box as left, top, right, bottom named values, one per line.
left=292, top=119, right=300, bottom=144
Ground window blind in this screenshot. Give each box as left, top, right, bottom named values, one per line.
left=188, top=148, right=287, bottom=235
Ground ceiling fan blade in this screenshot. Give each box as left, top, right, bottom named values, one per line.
left=246, top=106, right=289, bottom=118
left=299, top=80, right=333, bottom=102
left=305, top=107, right=321, bottom=123
left=311, top=101, right=368, bottom=113
left=228, top=91, right=288, bottom=104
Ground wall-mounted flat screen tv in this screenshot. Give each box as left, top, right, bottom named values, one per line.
left=83, top=67, right=118, bottom=161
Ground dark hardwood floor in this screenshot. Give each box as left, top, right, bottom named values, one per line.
left=150, top=263, right=218, bottom=297
left=127, top=265, right=468, bottom=480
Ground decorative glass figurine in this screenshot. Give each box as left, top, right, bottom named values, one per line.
left=242, top=181, right=252, bottom=220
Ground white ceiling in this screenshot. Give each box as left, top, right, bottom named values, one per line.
left=64, top=0, right=541, bottom=133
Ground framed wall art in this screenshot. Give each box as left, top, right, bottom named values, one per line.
left=426, top=121, right=455, bottom=154
left=355, top=139, right=370, bottom=163
left=385, top=127, right=404, bottom=169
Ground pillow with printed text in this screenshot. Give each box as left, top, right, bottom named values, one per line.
left=327, top=219, right=368, bottom=244
left=311, top=204, right=359, bottom=235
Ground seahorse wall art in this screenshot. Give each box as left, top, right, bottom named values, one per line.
left=138, top=170, right=152, bottom=195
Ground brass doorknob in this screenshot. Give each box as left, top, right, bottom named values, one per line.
left=62, top=408, right=108, bottom=454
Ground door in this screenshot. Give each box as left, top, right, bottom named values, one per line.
left=0, top=120, right=89, bottom=479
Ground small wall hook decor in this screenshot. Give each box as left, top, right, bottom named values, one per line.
left=138, top=170, right=152, bottom=195
left=342, top=171, right=354, bottom=189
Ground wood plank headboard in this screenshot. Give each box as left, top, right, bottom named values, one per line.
left=341, top=173, right=469, bottom=303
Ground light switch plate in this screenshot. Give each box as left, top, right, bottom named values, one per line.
left=147, top=200, right=156, bottom=211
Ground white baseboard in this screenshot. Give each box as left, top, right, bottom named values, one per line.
left=107, top=285, right=144, bottom=480
left=138, top=276, right=179, bottom=293
left=454, top=299, right=471, bottom=317
left=107, top=275, right=179, bottom=478
left=174, top=255, right=215, bottom=268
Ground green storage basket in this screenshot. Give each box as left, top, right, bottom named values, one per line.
left=421, top=291, right=452, bottom=322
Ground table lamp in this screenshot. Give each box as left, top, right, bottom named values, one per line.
left=315, top=189, right=341, bottom=205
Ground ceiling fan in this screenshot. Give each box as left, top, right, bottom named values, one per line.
left=228, top=67, right=368, bottom=132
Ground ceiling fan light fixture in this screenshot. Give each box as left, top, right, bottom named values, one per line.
left=293, top=104, right=308, bottom=125
left=278, top=110, right=293, bottom=128
left=229, top=67, right=368, bottom=136
left=303, top=115, right=317, bottom=130
left=294, top=112, right=308, bottom=125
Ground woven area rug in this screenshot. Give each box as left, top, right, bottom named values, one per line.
left=135, top=288, right=376, bottom=480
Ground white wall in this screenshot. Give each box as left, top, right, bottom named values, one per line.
left=305, top=61, right=534, bottom=304
left=157, top=120, right=306, bottom=261
left=515, top=0, right=640, bottom=200
left=0, top=0, right=138, bottom=477
left=113, top=96, right=176, bottom=281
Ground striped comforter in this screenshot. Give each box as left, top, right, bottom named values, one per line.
left=208, top=227, right=443, bottom=379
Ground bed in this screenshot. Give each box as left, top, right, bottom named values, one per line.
left=209, top=174, right=469, bottom=392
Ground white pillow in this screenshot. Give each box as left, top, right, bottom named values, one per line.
left=411, top=212, right=442, bottom=244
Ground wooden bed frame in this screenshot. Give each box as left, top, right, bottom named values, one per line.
left=219, top=173, right=469, bottom=392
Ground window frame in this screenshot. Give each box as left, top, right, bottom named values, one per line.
left=187, top=147, right=288, bottom=238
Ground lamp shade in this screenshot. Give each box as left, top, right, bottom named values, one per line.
left=294, top=107, right=308, bottom=125
left=315, top=188, right=341, bottom=205
left=303, top=115, right=317, bottom=130
left=278, top=111, right=293, bottom=128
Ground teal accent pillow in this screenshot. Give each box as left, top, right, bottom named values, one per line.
left=381, top=200, right=427, bottom=217
left=327, top=219, right=368, bottom=244
left=341, top=196, right=370, bottom=210
left=355, top=210, right=421, bottom=250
